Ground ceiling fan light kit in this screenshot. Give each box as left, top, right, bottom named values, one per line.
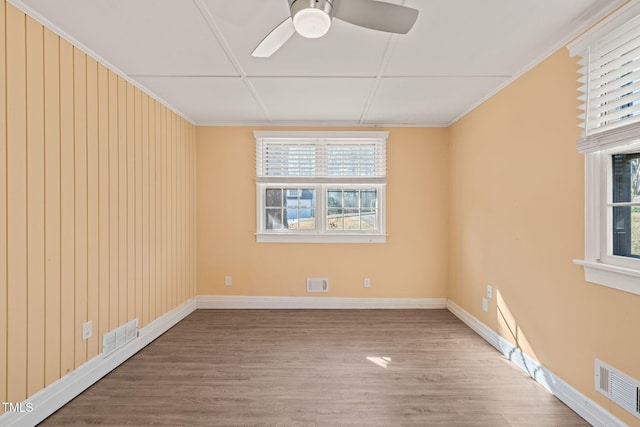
left=290, top=0, right=333, bottom=39
left=252, top=0, right=419, bottom=58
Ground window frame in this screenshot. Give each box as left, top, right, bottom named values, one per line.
left=574, top=132, right=640, bottom=296
left=568, top=2, right=640, bottom=295
left=254, top=131, right=388, bottom=244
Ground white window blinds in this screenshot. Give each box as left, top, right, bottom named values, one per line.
left=255, top=131, right=387, bottom=182
left=570, top=4, right=640, bottom=142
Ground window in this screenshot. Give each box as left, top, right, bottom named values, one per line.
left=610, top=152, right=640, bottom=259
left=568, top=2, right=640, bottom=295
left=255, top=131, right=387, bottom=243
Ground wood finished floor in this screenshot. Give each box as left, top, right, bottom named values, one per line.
left=40, top=310, right=588, bottom=426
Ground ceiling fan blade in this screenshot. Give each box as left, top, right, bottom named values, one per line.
left=333, top=0, right=418, bottom=34
left=251, top=17, right=295, bottom=58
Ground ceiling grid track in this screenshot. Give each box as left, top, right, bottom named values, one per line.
left=358, top=33, right=398, bottom=126
left=192, top=0, right=273, bottom=124
left=358, top=0, right=409, bottom=126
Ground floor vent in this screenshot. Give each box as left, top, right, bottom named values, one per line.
left=103, top=318, right=139, bottom=358
left=307, top=278, right=329, bottom=293
left=595, top=359, right=640, bottom=419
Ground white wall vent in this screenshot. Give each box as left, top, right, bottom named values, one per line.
left=595, top=359, right=640, bottom=419
left=307, top=278, right=329, bottom=293
left=103, top=318, right=139, bottom=358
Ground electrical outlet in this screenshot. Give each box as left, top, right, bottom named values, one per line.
left=82, top=320, right=92, bottom=340
left=482, top=298, right=489, bottom=313
left=487, top=284, right=493, bottom=299
left=364, top=278, right=371, bottom=288
left=225, top=276, right=232, bottom=286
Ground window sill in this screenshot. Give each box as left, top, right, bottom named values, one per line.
left=256, top=233, right=387, bottom=244
left=573, top=259, right=640, bottom=296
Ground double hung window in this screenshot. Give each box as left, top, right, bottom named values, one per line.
left=255, top=131, right=387, bottom=243
left=569, top=3, right=640, bottom=294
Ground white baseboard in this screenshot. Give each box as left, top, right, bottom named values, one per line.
left=196, top=295, right=448, bottom=309
left=446, top=300, right=625, bottom=427
left=1, top=298, right=197, bottom=427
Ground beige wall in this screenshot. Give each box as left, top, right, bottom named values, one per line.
left=196, top=126, right=449, bottom=298
left=0, top=2, right=197, bottom=412
left=449, top=48, right=640, bottom=425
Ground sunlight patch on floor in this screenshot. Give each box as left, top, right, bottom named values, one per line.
left=366, top=356, right=392, bottom=368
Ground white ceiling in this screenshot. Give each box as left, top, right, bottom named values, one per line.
left=17, top=0, right=623, bottom=126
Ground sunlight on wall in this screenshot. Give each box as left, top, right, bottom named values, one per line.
left=496, top=290, right=539, bottom=363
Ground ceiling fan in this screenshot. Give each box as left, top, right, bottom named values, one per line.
left=251, top=0, right=419, bottom=58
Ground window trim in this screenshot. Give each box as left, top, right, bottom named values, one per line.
left=573, top=144, right=640, bottom=296
left=254, top=131, right=388, bottom=244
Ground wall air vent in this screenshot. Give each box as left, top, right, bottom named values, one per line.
left=103, top=318, right=139, bottom=358
left=595, top=359, right=640, bottom=419
left=307, top=278, right=329, bottom=293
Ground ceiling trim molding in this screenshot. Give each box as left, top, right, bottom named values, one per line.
left=194, top=120, right=449, bottom=128
left=5, top=0, right=196, bottom=125
left=447, top=0, right=628, bottom=127
left=567, top=0, right=640, bottom=55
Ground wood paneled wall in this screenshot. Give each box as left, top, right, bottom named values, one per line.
left=0, top=2, right=197, bottom=409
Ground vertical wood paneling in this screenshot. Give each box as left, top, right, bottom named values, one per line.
left=0, top=1, right=8, bottom=407
left=180, top=119, right=185, bottom=304
left=191, top=124, right=194, bottom=295
left=192, top=126, right=196, bottom=297
left=97, top=64, right=109, bottom=347
left=180, top=119, right=186, bottom=301
left=188, top=126, right=192, bottom=298
left=188, top=123, right=193, bottom=297
left=126, top=85, right=135, bottom=322
left=86, top=56, right=99, bottom=359
left=6, top=4, right=28, bottom=402
left=161, top=107, right=167, bottom=314
left=117, top=77, right=127, bottom=325
left=149, top=100, right=157, bottom=322
left=108, top=71, right=119, bottom=330
left=73, top=48, right=88, bottom=368
left=177, top=118, right=181, bottom=304
left=172, top=114, right=177, bottom=308
left=141, top=93, right=149, bottom=326
left=134, top=88, right=142, bottom=323
left=168, top=112, right=174, bottom=310
left=59, top=39, right=75, bottom=376
left=26, top=15, right=45, bottom=396
left=156, top=103, right=162, bottom=318
left=2, top=4, right=197, bottom=405
left=43, top=28, right=61, bottom=387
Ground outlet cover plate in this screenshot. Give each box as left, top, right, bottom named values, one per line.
left=82, top=320, right=92, bottom=340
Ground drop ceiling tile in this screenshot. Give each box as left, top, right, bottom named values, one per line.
left=387, top=0, right=610, bottom=76
left=363, top=77, right=510, bottom=126
left=250, top=77, right=376, bottom=123
left=135, top=76, right=267, bottom=124
left=23, top=0, right=239, bottom=76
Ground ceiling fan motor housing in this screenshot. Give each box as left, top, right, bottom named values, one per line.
left=289, top=0, right=334, bottom=38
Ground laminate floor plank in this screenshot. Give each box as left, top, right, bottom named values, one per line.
left=39, top=309, right=588, bottom=426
